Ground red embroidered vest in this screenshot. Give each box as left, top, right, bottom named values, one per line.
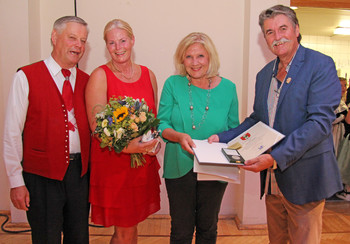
left=20, top=61, right=91, bottom=180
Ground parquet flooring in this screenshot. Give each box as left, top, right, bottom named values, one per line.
left=0, top=201, right=349, bottom=243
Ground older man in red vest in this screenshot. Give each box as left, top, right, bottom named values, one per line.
left=3, top=16, right=91, bottom=244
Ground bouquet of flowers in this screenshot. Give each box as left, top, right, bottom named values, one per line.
left=94, top=96, right=160, bottom=168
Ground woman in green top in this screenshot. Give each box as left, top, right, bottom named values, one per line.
left=157, top=32, right=240, bottom=244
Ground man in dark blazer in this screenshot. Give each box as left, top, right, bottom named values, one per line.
left=209, top=5, right=342, bottom=244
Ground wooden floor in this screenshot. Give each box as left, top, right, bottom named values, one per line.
left=0, top=200, right=349, bottom=244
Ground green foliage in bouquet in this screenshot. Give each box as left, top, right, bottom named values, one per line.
left=94, top=96, right=160, bottom=167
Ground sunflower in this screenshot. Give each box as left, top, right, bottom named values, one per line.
left=113, top=106, right=128, bottom=122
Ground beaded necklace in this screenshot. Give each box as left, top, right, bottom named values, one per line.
left=188, top=77, right=212, bottom=130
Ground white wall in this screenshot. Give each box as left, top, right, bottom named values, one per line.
left=76, top=0, right=246, bottom=216
left=0, top=0, right=30, bottom=212
left=0, top=0, right=289, bottom=225
left=301, top=35, right=350, bottom=78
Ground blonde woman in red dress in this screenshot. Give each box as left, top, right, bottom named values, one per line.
left=85, top=19, right=161, bottom=244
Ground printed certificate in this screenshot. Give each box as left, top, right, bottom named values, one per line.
left=192, top=122, right=284, bottom=183
left=192, top=122, right=285, bottom=166
left=227, top=121, right=285, bottom=161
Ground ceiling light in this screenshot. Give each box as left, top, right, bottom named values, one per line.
left=334, top=27, right=350, bottom=35
left=290, top=6, right=298, bottom=10
left=339, top=20, right=350, bottom=28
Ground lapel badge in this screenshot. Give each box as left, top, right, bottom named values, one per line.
left=286, top=77, right=292, bottom=84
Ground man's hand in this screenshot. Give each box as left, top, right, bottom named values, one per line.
left=10, top=186, right=30, bottom=211
left=240, top=154, right=275, bottom=172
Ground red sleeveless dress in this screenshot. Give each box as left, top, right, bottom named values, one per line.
left=89, top=65, right=161, bottom=227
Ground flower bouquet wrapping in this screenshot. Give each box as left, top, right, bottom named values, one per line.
left=94, top=96, right=160, bottom=168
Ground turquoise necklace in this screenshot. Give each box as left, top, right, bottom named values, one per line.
left=188, top=77, right=212, bottom=130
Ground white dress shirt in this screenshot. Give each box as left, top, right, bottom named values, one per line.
left=3, top=56, right=81, bottom=188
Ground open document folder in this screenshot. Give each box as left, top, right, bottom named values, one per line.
left=192, top=122, right=285, bottom=183
left=193, top=154, right=241, bottom=183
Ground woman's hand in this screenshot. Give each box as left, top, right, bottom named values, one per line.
left=122, top=136, right=159, bottom=154
left=162, top=128, right=196, bottom=154
left=146, top=140, right=161, bottom=156
left=177, top=133, right=196, bottom=155
left=93, top=133, right=102, bottom=142
left=207, top=134, right=219, bottom=144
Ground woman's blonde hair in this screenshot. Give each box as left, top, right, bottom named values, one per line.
left=103, top=19, right=134, bottom=42
left=174, top=32, right=220, bottom=77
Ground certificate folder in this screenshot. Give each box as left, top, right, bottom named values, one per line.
left=192, top=140, right=239, bottom=166
left=192, top=122, right=285, bottom=167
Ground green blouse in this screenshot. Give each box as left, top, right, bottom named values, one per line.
left=158, top=75, right=239, bottom=179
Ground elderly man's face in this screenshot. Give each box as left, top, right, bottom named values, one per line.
left=263, top=14, right=299, bottom=60
left=51, top=22, right=88, bottom=69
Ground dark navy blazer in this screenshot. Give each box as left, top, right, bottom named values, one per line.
left=219, top=45, right=343, bottom=205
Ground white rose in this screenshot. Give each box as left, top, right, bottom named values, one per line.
left=103, top=127, right=111, bottom=137
left=102, top=119, right=108, bottom=128
left=116, top=128, right=125, bottom=139
left=96, top=111, right=105, bottom=119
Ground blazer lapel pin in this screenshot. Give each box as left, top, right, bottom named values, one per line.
left=286, top=77, right=292, bottom=84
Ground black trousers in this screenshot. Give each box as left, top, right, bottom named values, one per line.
left=23, top=155, right=89, bottom=244
left=165, top=170, right=228, bottom=244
